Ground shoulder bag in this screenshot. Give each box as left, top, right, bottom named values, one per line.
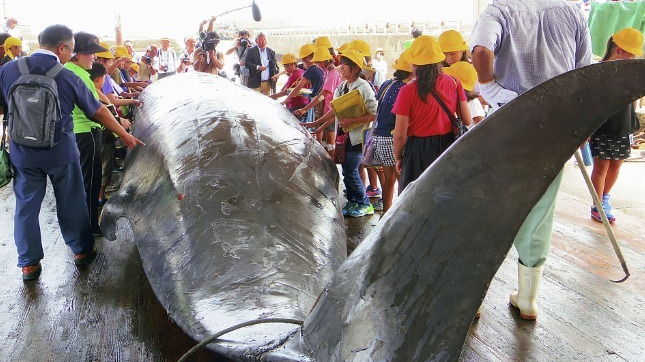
left=429, top=81, right=467, bottom=140
left=1, top=119, right=14, bottom=188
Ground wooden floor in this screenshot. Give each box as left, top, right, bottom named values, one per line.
left=0, top=157, right=643, bottom=362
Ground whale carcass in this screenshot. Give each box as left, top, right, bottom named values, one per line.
left=101, top=60, right=645, bottom=361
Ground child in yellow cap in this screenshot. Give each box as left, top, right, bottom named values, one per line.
left=588, top=27, right=643, bottom=224
left=438, top=30, right=469, bottom=67
left=391, top=35, right=473, bottom=192
left=443, top=61, right=486, bottom=124
left=270, top=53, right=309, bottom=120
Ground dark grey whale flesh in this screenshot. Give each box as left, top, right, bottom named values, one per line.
left=100, top=59, right=645, bottom=361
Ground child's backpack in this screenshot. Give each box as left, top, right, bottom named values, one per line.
left=7, top=57, right=64, bottom=148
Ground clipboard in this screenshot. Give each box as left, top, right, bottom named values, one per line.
left=330, top=89, right=368, bottom=132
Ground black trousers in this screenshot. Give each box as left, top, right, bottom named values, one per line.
left=76, top=129, right=102, bottom=232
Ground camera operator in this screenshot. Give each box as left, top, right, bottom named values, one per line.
left=137, top=44, right=158, bottom=82
left=194, top=17, right=225, bottom=75
left=177, top=36, right=196, bottom=73
left=227, top=30, right=253, bottom=86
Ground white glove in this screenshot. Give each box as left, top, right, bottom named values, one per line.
left=479, top=80, right=518, bottom=110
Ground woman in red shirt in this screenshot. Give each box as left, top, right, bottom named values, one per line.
left=392, top=35, right=472, bottom=192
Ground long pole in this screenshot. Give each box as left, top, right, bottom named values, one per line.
left=573, top=150, right=629, bottom=282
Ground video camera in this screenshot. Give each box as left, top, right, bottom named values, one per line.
left=200, top=31, right=220, bottom=52
left=142, top=56, right=153, bottom=65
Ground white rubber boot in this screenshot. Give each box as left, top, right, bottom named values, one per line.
left=509, top=262, right=545, bottom=320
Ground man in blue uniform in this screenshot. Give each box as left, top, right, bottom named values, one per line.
left=0, top=24, right=144, bottom=281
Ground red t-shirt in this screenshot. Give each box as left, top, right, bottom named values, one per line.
left=282, top=68, right=308, bottom=109
left=392, top=74, right=467, bottom=137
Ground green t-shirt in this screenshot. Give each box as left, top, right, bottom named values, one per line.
left=65, top=62, right=101, bottom=133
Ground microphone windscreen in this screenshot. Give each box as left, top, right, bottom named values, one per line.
left=252, top=1, right=262, bottom=21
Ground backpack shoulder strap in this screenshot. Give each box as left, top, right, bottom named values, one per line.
left=16, top=57, right=30, bottom=75
left=45, top=62, right=65, bottom=79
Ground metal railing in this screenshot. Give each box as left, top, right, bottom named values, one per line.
left=265, top=20, right=475, bottom=37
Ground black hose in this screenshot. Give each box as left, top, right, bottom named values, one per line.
left=177, top=318, right=304, bottom=362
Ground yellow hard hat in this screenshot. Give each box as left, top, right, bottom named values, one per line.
left=129, top=63, right=140, bottom=73
left=408, top=35, right=445, bottom=66
left=340, top=49, right=365, bottom=69
left=613, top=27, right=643, bottom=56
left=3, top=37, right=21, bottom=49
left=314, top=36, right=333, bottom=49
left=311, top=46, right=333, bottom=62
left=337, top=42, right=350, bottom=54
left=438, top=30, right=468, bottom=53
left=95, top=42, right=114, bottom=59
left=443, top=61, right=477, bottom=91
left=393, top=49, right=412, bottom=72
left=348, top=39, right=370, bottom=56
left=299, top=43, right=316, bottom=59
left=281, top=53, right=298, bottom=65
left=114, top=45, right=132, bottom=60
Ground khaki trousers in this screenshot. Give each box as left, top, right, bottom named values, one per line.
left=253, top=80, right=271, bottom=95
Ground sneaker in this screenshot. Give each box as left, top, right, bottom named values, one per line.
left=591, top=206, right=615, bottom=223
left=342, top=202, right=357, bottom=216
left=373, top=199, right=384, bottom=211
left=366, top=185, right=382, bottom=198
left=602, top=194, right=612, bottom=212
left=348, top=203, right=374, bottom=218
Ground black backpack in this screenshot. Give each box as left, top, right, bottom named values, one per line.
left=7, top=57, right=64, bottom=148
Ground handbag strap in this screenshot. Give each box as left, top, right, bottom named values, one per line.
left=429, top=89, right=458, bottom=126
left=1, top=119, right=7, bottom=151
left=377, top=80, right=395, bottom=103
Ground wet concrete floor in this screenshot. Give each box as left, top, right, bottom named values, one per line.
left=0, top=155, right=643, bottom=361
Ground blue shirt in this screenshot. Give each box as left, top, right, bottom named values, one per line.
left=374, top=79, right=406, bottom=137
left=303, top=65, right=325, bottom=98
left=101, top=74, right=115, bottom=95
left=469, top=0, right=592, bottom=94
left=0, top=51, right=102, bottom=168
left=259, top=47, right=270, bottom=81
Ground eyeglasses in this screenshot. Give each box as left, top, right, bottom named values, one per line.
left=61, top=44, right=72, bottom=52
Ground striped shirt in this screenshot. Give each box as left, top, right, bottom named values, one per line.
left=470, top=0, right=592, bottom=94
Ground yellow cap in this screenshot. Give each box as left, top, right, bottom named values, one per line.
left=114, top=45, right=131, bottom=60
left=129, top=63, right=140, bottom=73
left=438, top=30, right=468, bottom=53
left=299, top=43, right=316, bottom=59
left=443, top=61, right=477, bottom=91
left=281, top=53, right=298, bottom=65
left=95, top=42, right=114, bottom=59
left=340, top=49, right=365, bottom=69
left=393, top=50, right=412, bottom=72
left=408, top=35, right=445, bottom=65
left=613, top=27, right=643, bottom=56
left=314, top=36, right=333, bottom=49
left=311, top=46, right=333, bottom=62
left=337, top=42, right=350, bottom=54
left=349, top=39, right=370, bottom=55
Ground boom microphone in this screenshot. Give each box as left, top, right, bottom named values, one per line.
left=251, top=1, right=262, bottom=22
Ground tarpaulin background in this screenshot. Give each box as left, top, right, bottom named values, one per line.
left=588, top=1, right=645, bottom=57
